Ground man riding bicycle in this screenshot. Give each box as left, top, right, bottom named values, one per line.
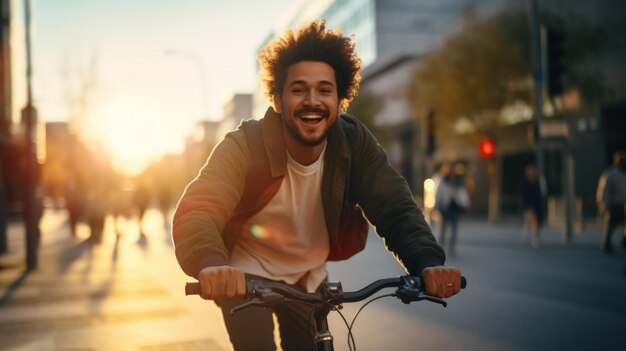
left=173, top=19, right=462, bottom=351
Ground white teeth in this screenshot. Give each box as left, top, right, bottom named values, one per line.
left=301, top=114, right=322, bottom=120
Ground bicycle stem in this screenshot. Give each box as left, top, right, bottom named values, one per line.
left=313, top=305, right=334, bottom=351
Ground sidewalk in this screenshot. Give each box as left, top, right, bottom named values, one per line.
left=0, top=208, right=230, bottom=351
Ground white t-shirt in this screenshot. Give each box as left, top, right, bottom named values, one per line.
left=229, top=146, right=329, bottom=292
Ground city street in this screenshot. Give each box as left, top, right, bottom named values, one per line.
left=1, top=1, right=624, bottom=351
left=1, top=207, right=625, bottom=351
left=327, top=219, right=626, bottom=351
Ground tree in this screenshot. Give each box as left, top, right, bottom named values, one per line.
left=410, top=9, right=531, bottom=141
left=410, top=7, right=620, bottom=138
left=409, top=6, right=621, bottom=220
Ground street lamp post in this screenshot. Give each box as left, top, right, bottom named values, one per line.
left=21, top=0, right=39, bottom=270
left=529, top=0, right=546, bottom=199
left=165, top=49, right=209, bottom=118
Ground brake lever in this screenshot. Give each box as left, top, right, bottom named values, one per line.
left=230, top=288, right=288, bottom=315
left=396, top=286, right=421, bottom=304
left=395, top=287, right=448, bottom=307
left=417, top=295, right=447, bottom=307
left=230, top=298, right=267, bottom=315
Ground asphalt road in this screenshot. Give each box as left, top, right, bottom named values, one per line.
left=325, top=221, right=626, bottom=351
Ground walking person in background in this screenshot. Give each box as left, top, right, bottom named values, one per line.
left=521, top=164, right=544, bottom=248
left=435, top=163, right=470, bottom=256
left=133, top=185, right=151, bottom=224
left=157, top=185, right=173, bottom=218
left=596, top=151, right=626, bottom=254
left=65, top=182, right=85, bottom=237
left=86, top=189, right=107, bottom=242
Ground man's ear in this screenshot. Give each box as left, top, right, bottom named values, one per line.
left=273, top=95, right=282, bottom=114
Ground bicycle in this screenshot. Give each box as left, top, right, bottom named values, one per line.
left=186, top=275, right=467, bottom=350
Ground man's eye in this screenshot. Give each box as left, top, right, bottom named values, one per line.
left=292, top=88, right=304, bottom=94
left=320, top=89, right=332, bottom=94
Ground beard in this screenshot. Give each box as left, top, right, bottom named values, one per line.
left=283, top=107, right=333, bottom=147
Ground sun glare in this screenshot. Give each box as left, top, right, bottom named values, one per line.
left=87, top=98, right=186, bottom=176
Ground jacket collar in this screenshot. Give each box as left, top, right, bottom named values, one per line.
left=327, top=113, right=351, bottom=160
left=262, top=107, right=287, bottom=178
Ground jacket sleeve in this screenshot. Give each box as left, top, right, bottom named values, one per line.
left=172, top=129, right=251, bottom=278
left=349, top=118, right=445, bottom=275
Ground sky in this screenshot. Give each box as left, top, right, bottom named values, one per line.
left=28, top=0, right=294, bottom=174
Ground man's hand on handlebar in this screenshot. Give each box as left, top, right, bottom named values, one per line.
left=198, top=265, right=246, bottom=300
left=421, top=266, right=462, bottom=299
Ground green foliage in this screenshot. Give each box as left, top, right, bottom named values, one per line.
left=409, top=7, right=622, bottom=139
left=409, top=9, right=531, bottom=139
left=347, top=90, right=383, bottom=137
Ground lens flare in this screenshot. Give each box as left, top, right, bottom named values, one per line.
left=250, top=225, right=270, bottom=239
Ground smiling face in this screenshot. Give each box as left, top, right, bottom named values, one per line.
left=274, top=61, right=341, bottom=158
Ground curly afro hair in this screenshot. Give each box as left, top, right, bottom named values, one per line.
left=257, top=19, right=361, bottom=111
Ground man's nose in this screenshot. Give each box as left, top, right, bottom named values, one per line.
left=304, top=90, right=320, bottom=106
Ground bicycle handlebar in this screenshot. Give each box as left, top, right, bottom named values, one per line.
left=186, top=275, right=465, bottom=350
left=185, top=275, right=466, bottom=308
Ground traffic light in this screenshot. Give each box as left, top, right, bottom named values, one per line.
left=478, top=138, right=495, bottom=158
left=546, top=26, right=565, bottom=96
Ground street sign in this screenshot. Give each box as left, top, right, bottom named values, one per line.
left=540, top=121, right=569, bottom=139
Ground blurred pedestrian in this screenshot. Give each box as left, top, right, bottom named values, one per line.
left=596, top=151, right=626, bottom=254
left=435, top=163, right=470, bottom=255
left=521, top=164, right=544, bottom=248
left=133, top=185, right=151, bottom=223
left=65, top=182, right=85, bottom=237
left=86, top=189, right=107, bottom=242
left=157, top=185, right=173, bottom=216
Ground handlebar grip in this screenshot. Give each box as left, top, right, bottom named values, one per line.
left=185, top=282, right=201, bottom=295
left=416, top=276, right=467, bottom=289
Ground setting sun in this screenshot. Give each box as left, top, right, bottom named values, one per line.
left=87, top=96, right=188, bottom=175
left=30, top=1, right=293, bottom=177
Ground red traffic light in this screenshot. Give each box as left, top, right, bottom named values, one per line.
left=478, top=138, right=495, bottom=158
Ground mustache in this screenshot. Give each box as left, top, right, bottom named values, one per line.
left=295, top=108, right=329, bottom=118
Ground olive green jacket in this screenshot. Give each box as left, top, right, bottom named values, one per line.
left=173, top=108, right=445, bottom=279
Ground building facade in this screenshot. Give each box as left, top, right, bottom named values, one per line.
left=254, top=0, right=626, bottom=224
left=217, top=94, right=252, bottom=140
